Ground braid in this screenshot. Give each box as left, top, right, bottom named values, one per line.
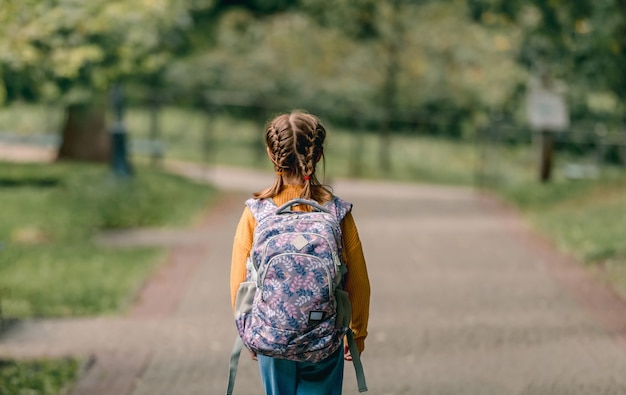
left=266, top=125, right=282, bottom=171
left=297, top=131, right=315, bottom=197
left=254, top=110, right=333, bottom=203
left=254, top=120, right=288, bottom=199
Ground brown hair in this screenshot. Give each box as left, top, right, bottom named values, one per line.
left=254, top=110, right=333, bottom=203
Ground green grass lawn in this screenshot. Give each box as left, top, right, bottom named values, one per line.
left=0, top=358, right=78, bottom=395
left=0, top=161, right=217, bottom=318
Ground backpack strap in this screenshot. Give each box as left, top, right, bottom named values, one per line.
left=326, top=196, right=352, bottom=278
left=246, top=196, right=352, bottom=222
left=245, top=198, right=277, bottom=222
left=326, top=196, right=353, bottom=223
left=346, top=329, right=368, bottom=392
left=329, top=197, right=367, bottom=392
left=225, top=336, right=243, bottom=395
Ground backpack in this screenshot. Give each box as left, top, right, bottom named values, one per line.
left=226, top=197, right=367, bottom=394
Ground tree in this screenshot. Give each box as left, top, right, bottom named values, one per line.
left=165, top=0, right=526, bottom=185
left=468, top=0, right=626, bottom=121
left=299, top=0, right=526, bottom=172
left=165, top=7, right=382, bottom=114
left=0, top=0, right=209, bottom=161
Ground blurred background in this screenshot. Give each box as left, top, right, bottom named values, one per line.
left=1, top=0, right=626, bottom=393
left=2, top=0, right=626, bottom=184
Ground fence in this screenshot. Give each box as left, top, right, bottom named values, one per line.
left=1, top=92, right=625, bottom=188
left=124, top=95, right=484, bottom=185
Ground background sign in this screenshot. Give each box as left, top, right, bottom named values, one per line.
left=526, top=81, right=569, bottom=132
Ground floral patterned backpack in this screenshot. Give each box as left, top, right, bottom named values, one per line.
left=226, top=198, right=367, bottom=394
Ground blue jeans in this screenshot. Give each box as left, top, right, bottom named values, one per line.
left=257, top=348, right=344, bottom=395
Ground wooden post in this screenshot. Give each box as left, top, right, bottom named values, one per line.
left=539, top=130, right=554, bottom=183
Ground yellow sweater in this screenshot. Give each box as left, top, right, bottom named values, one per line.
left=230, top=184, right=370, bottom=353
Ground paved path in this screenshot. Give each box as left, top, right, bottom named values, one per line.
left=2, top=145, right=626, bottom=394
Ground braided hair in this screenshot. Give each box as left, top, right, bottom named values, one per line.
left=254, top=110, right=332, bottom=203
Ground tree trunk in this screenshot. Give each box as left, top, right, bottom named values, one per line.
left=56, top=103, right=110, bottom=162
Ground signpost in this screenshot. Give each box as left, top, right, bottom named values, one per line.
left=526, top=76, right=569, bottom=182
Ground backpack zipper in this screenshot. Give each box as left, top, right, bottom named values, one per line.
left=255, top=216, right=343, bottom=272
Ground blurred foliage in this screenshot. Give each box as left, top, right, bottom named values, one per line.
left=166, top=1, right=526, bottom=135
left=213, top=0, right=298, bottom=15
left=299, top=0, right=379, bottom=40
left=468, top=0, right=626, bottom=122
left=2, top=0, right=626, bottom=138
left=0, top=0, right=211, bottom=104
left=0, top=358, right=78, bottom=395
left=0, top=0, right=529, bottom=137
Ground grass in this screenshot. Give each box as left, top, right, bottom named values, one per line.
left=0, top=161, right=217, bottom=318
left=0, top=358, right=78, bottom=395
left=120, top=106, right=484, bottom=185
left=0, top=106, right=219, bottom=395
left=0, top=102, right=485, bottom=184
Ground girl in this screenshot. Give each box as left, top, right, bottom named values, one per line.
left=230, top=110, right=370, bottom=395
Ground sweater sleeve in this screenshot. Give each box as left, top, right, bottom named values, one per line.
left=230, top=206, right=256, bottom=310
left=341, top=211, right=371, bottom=354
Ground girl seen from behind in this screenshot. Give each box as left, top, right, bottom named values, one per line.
left=230, top=110, right=371, bottom=395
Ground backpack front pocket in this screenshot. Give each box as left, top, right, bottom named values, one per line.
left=246, top=320, right=342, bottom=362
left=260, top=254, right=332, bottom=329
